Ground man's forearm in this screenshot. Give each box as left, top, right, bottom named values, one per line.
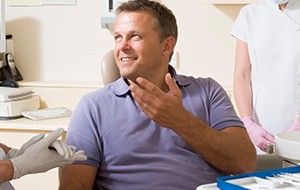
left=173, top=114, right=256, bottom=174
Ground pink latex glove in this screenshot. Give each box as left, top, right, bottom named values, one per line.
left=287, top=120, right=300, bottom=131
left=242, top=116, right=275, bottom=152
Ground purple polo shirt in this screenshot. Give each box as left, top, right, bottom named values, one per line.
left=66, top=67, right=243, bottom=190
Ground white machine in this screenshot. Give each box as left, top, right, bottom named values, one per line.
left=0, top=87, right=40, bottom=119
left=275, top=131, right=300, bottom=166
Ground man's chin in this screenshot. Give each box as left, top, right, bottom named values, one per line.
left=121, top=73, right=138, bottom=82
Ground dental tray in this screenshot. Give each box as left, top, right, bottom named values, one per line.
left=217, top=166, right=300, bottom=190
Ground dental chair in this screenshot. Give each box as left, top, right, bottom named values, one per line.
left=255, top=154, right=283, bottom=171
left=101, top=49, right=120, bottom=86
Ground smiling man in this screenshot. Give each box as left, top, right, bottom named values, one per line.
left=59, top=0, right=256, bottom=189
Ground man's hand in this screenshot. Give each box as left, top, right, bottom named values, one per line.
left=242, top=116, right=274, bottom=152
left=129, top=73, right=192, bottom=130
left=10, top=128, right=87, bottom=179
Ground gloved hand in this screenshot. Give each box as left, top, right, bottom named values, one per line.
left=7, top=132, right=77, bottom=158
left=242, top=116, right=275, bottom=152
left=7, top=133, right=45, bottom=158
left=50, top=140, right=78, bottom=159
left=287, top=116, right=300, bottom=131
left=10, top=128, right=87, bottom=179
left=287, top=121, right=300, bottom=131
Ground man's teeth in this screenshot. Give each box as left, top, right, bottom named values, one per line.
left=121, top=57, right=136, bottom=61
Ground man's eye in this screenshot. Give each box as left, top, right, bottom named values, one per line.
left=114, top=35, right=122, bottom=41
left=132, top=34, right=141, bottom=40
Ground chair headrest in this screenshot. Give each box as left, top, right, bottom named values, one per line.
left=101, top=49, right=120, bottom=86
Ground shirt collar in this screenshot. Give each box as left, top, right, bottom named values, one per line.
left=111, top=65, right=191, bottom=96
left=110, top=77, right=130, bottom=96
left=169, top=65, right=191, bottom=87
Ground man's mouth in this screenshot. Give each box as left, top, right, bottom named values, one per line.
left=120, top=57, right=137, bottom=62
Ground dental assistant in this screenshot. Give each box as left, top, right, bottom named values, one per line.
left=231, top=0, right=300, bottom=153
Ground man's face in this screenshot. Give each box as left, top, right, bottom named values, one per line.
left=113, top=11, right=165, bottom=82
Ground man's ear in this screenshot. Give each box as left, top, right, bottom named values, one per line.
left=162, top=36, right=176, bottom=56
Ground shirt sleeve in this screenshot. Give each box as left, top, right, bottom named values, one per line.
left=66, top=95, right=102, bottom=168
left=207, top=78, right=244, bottom=131
left=230, top=7, right=248, bottom=43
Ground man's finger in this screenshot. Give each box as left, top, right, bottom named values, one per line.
left=136, top=77, right=165, bottom=96
left=165, top=73, right=181, bottom=98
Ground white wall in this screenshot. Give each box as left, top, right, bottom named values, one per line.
left=4, top=0, right=245, bottom=88
left=163, top=2, right=245, bottom=88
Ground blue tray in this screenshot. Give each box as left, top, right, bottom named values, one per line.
left=217, top=166, right=300, bottom=190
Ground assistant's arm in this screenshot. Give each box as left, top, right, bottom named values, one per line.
left=0, top=160, right=14, bottom=183
left=233, top=39, right=252, bottom=118
left=233, top=39, right=274, bottom=152
left=59, top=164, right=97, bottom=190
left=0, top=144, right=13, bottom=183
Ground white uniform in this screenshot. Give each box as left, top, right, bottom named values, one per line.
left=0, top=148, right=15, bottom=190
left=231, top=0, right=300, bottom=136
